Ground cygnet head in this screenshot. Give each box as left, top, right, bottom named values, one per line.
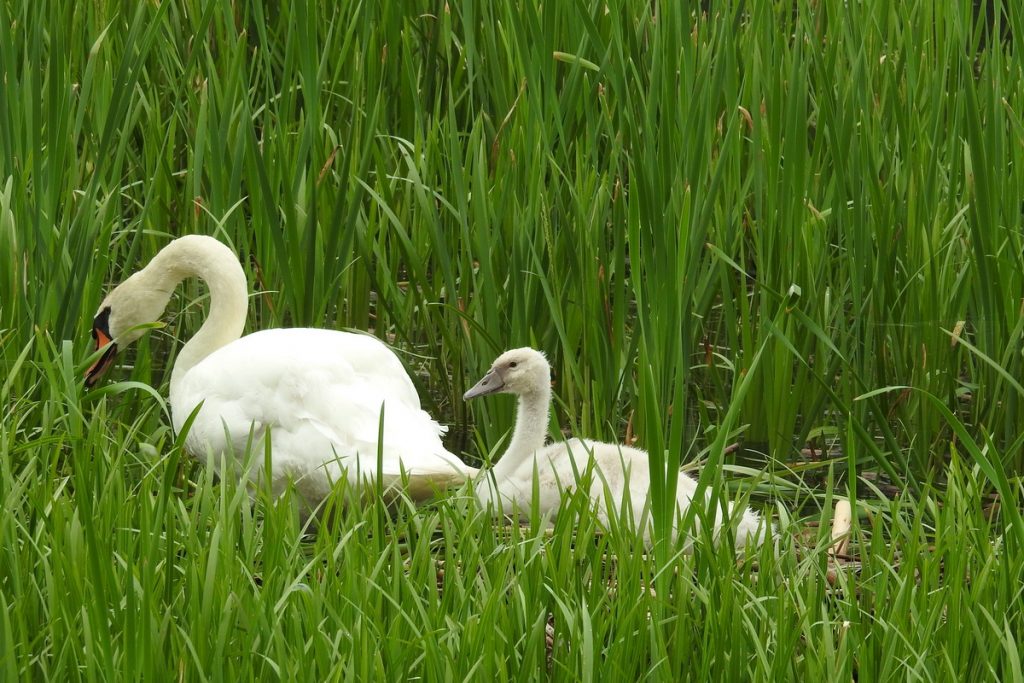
left=464, top=347, right=551, bottom=400
left=85, top=269, right=173, bottom=388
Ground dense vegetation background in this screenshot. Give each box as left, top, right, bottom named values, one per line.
left=1, top=1, right=1022, bottom=679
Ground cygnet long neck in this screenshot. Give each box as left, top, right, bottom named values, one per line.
left=145, top=236, right=248, bottom=398
left=492, top=381, right=552, bottom=478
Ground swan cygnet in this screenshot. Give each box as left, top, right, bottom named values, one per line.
left=464, top=348, right=771, bottom=549
left=85, top=235, right=477, bottom=508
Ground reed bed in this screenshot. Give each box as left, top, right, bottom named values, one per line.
left=1, top=0, right=1022, bottom=679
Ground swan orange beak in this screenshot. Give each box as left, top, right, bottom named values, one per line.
left=463, top=368, right=505, bottom=400
left=85, top=310, right=118, bottom=388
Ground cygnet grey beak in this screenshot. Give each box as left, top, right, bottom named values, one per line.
left=463, top=368, right=505, bottom=400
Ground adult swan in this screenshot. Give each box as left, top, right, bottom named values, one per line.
left=86, top=235, right=476, bottom=507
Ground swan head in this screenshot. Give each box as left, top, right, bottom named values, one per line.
left=85, top=269, right=174, bottom=387
left=464, top=347, right=551, bottom=400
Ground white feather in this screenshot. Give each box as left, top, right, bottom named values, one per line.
left=92, top=236, right=476, bottom=511
left=465, top=348, right=772, bottom=549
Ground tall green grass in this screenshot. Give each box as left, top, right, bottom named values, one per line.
left=2, top=0, right=1023, bottom=678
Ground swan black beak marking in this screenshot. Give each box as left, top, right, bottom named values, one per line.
left=463, top=368, right=505, bottom=400
left=85, top=307, right=117, bottom=388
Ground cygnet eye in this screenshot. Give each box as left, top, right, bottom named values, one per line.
left=509, top=361, right=518, bottom=368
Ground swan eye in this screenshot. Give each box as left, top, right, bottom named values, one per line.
left=91, top=306, right=112, bottom=344
left=509, top=362, right=518, bottom=368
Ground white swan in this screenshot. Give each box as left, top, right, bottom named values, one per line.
left=85, top=235, right=477, bottom=506
left=464, top=348, right=770, bottom=549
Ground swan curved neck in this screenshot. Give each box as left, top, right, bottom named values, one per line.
left=492, top=383, right=551, bottom=478
left=146, top=236, right=248, bottom=397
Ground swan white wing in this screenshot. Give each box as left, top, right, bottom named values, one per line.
left=171, top=328, right=474, bottom=499
left=569, top=440, right=771, bottom=547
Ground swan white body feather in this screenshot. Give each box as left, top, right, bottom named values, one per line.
left=464, top=348, right=771, bottom=549
left=87, top=235, right=476, bottom=508
left=174, top=328, right=473, bottom=502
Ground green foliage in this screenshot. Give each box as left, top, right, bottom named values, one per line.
left=1, top=0, right=1023, bottom=678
